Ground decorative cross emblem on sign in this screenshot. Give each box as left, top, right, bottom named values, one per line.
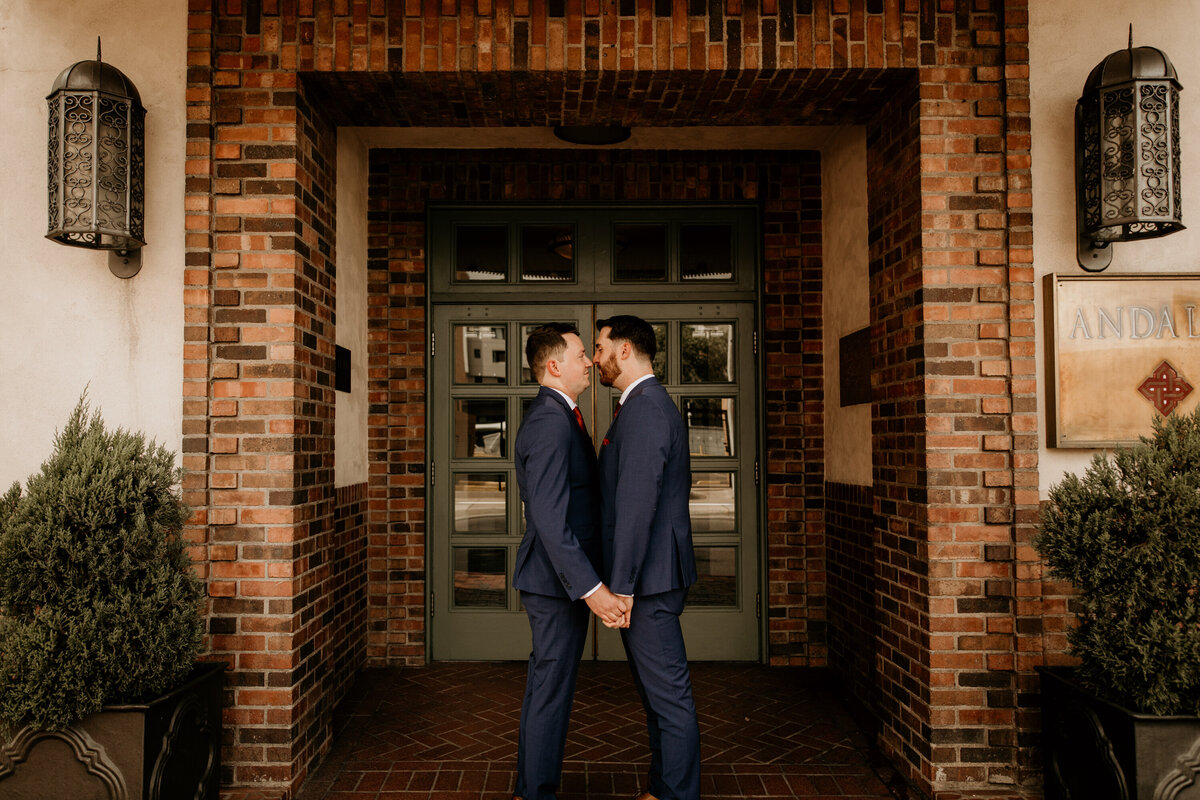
left=1138, top=360, right=1194, bottom=416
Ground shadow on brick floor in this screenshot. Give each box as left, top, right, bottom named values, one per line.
left=222, top=662, right=910, bottom=800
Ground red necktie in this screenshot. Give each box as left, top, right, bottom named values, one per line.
left=613, top=402, right=622, bottom=418
left=573, top=406, right=586, bottom=431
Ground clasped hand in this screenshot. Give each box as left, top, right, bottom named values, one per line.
left=584, top=585, right=632, bottom=628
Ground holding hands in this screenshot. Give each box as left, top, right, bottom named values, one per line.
left=584, top=585, right=632, bottom=628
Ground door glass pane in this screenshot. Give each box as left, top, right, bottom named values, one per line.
left=652, top=323, right=667, bottom=382
left=518, top=324, right=547, bottom=385
left=453, top=547, right=507, bottom=607
left=682, top=323, right=734, bottom=383
left=684, top=397, right=734, bottom=456
left=454, top=325, right=507, bottom=384
left=690, top=472, right=736, bottom=532
left=455, top=225, right=507, bottom=281
left=454, top=473, right=507, bottom=534
left=687, top=547, right=737, bottom=606
left=613, top=223, right=667, bottom=281
left=680, top=224, right=733, bottom=280
left=455, top=399, right=507, bottom=458
left=521, top=224, right=574, bottom=282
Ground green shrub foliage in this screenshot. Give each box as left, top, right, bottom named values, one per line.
left=1036, top=407, right=1200, bottom=716
left=0, top=398, right=204, bottom=731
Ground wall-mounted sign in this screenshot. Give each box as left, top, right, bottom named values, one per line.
left=1046, top=273, right=1200, bottom=447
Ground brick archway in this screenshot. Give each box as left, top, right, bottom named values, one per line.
left=184, top=5, right=1046, bottom=798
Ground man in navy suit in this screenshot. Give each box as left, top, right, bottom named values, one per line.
left=512, top=322, right=630, bottom=800
left=594, top=315, right=700, bottom=800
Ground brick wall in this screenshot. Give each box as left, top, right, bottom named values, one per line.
left=325, top=481, right=369, bottom=734
left=185, top=2, right=1043, bottom=797
left=866, top=71, right=933, bottom=790
left=826, top=481, right=877, bottom=716
left=763, top=152, right=828, bottom=666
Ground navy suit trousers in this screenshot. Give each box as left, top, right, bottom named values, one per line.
left=515, top=591, right=591, bottom=800
left=620, top=588, right=700, bottom=800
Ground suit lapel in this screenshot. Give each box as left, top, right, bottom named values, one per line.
left=540, top=386, right=593, bottom=446
left=601, top=376, right=657, bottom=452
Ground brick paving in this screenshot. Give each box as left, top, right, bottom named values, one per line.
left=223, top=662, right=901, bottom=800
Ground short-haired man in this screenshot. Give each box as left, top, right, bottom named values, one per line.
left=511, top=322, right=630, bottom=800
left=594, top=314, right=700, bottom=800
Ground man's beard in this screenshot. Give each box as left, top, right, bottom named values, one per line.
left=596, top=352, right=621, bottom=387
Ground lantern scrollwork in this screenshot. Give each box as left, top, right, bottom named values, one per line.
left=1075, top=29, right=1183, bottom=271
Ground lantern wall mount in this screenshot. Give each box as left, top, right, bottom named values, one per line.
left=1075, top=29, right=1184, bottom=272
left=46, top=40, right=146, bottom=278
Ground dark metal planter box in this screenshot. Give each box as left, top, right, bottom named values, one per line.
left=0, top=661, right=224, bottom=800
left=1038, top=665, right=1200, bottom=800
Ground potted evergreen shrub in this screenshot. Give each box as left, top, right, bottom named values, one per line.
left=0, top=398, right=222, bottom=800
left=1036, top=407, right=1200, bottom=799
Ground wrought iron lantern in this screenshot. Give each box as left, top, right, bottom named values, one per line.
left=46, top=41, right=146, bottom=278
left=1075, top=31, right=1183, bottom=271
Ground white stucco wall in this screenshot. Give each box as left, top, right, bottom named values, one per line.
left=821, top=127, right=872, bottom=486
left=0, top=0, right=186, bottom=488
left=1030, top=1, right=1200, bottom=495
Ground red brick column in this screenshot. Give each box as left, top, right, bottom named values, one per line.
left=906, top=1, right=1042, bottom=795
left=186, top=1, right=349, bottom=789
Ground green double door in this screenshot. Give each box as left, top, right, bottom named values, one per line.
left=430, top=301, right=759, bottom=661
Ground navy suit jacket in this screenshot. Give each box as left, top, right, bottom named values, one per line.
left=598, top=376, right=697, bottom=596
left=512, top=387, right=603, bottom=600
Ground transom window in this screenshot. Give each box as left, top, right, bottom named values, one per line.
left=429, top=203, right=758, bottom=300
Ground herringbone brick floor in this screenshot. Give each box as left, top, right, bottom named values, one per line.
left=223, top=662, right=902, bottom=800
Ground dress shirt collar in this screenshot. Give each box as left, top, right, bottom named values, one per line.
left=619, top=373, right=655, bottom=406
left=548, top=386, right=577, bottom=411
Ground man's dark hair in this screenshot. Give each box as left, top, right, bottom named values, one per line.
left=596, top=314, right=657, bottom=361
left=525, top=322, right=580, bottom=382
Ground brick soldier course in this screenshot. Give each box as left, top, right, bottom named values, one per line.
left=184, top=2, right=1058, bottom=798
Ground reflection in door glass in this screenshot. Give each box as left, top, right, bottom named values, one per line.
left=689, top=472, right=736, bottom=531
left=687, top=547, right=737, bottom=606
left=455, top=225, right=508, bottom=281
left=453, top=547, right=507, bottom=607
left=455, top=399, right=507, bottom=458
left=520, top=322, right=586, bottom=384
left=684, top=397, right=734, bottom=456
left=613, top=223, right=668, bottom=281
left=680, top=224, right=733, bottom=280
left=682, top=324, right=734, bottom=383
left=651, top=323, right=667, bottom=382
left=454, top=325, right=506, bottom=384
left=519, top=325, right=542, bottom=384
left=454, top=473, right=507, bottom=533
left=522, top=225, right=575, bottom=282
